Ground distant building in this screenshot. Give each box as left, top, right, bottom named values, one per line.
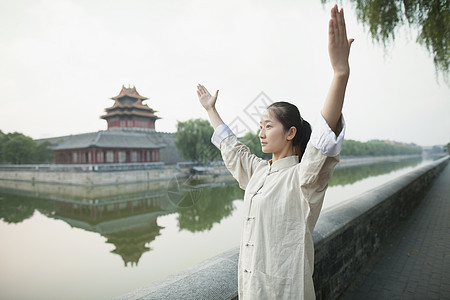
left=47, top=85, right=182, bottom=164
left=101, top=85, right=160, bottom=130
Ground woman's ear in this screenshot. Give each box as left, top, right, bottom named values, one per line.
left=286, top=126, right=297, bottom=141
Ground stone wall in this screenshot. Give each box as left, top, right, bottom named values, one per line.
left=0, top=155, right=421, bottom=186
left=312, top=156, right=448, bottom=299
left=115, top=156, right=448, bottom=300
left=0, top=167, right=175, bottom=186
left=0, top=164, right=230, bottom=187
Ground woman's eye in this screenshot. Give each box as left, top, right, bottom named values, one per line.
left=266, top=125, right=271, bottom=129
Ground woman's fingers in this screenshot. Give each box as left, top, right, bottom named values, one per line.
left=328, top=5, right=353, bottom=74
left=330, top=8, right=335, bottom=45
left=338, top=8, right=347, bottom=42
left=197, top=85, right=206, bottom=98
left=200, top=84, right=210, bottom=96
left=197, top=84, right=214, bottom=99
left=340, top=8, right=348, bottom=43
left=335, top=7, right=342, bottom=42
left=330, top=5, right=349, bottom=46
left=197, top=84, right=205, bottom=95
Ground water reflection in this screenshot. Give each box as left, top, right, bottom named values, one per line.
left=0, top=194, right=52, bottom=224
left=176, top=182, right=243, bottom=232
left=0, top=156, right=426, bottom=267
left=330, top=157, right=423, bottom=186
left=52, top=196, right=167, bottom=267
left=0, top=176, right=242, bottom=267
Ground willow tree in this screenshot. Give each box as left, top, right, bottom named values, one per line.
left=174, top=118, right=221, bottom=163
left=322, top=0, right=449, bottom=84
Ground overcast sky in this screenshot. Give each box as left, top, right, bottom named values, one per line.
left=0, top=0, right=449, bottom=146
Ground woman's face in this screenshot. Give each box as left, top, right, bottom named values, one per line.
left=259, top=109, right=292, bottom=154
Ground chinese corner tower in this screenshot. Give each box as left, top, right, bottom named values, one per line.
left=101, top=85, right=160, bottom=130
left=52, top=85, right=166, bottom=164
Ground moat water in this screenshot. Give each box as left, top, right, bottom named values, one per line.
left=0, top=157, right=436, bottom=299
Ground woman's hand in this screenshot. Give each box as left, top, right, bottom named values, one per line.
left=197, top=84, right=219, bottom=111
left=196, top=84, right=224, bottom=129
left=328, top=5, right=354, bottom=76
left=322, top=5, right=354, bottom=134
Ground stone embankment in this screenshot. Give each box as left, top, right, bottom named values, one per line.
left=0, top=154, right=422, bottom=186
left=115, top=156, right=449, bottom=300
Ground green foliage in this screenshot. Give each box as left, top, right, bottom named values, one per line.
left=240, top=130, right=271, bottom=160
left=341, top=139, right=422, bottom=156
left=176, top=183, right=243, bottom=232
left=425, top=144, right=446, bottom=155
left=175, top=119, right=220, bottom=163
left=0, top=131, right=53, bottom=164
left=329, top=157, right=422, bottom=186
left=3, top=134, right=35, bottom=164
left=0, top=192, right=57, bottom=224
left=321, top=0, right=450, bottom=84
left=0, top=193, right=37, bottom=224
left=34, top=141, right=53, bottom=162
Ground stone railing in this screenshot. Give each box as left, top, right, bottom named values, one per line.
left=116, top=156, right=448, bottom=300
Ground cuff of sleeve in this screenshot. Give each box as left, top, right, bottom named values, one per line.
left=310, top=113, right=346, bottom=157
left=211, top=124, right=234, bottom=149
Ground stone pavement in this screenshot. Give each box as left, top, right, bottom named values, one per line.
left=343, top=163, right=450, bottom=300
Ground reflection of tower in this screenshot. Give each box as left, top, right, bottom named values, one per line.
left=49, top=194, right=169, bottom=266
left=105, top=219, right=163, bottom=267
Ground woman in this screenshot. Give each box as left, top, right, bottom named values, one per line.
left=197, top=5, right=353, bottom=299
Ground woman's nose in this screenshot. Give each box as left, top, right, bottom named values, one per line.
left=258, top=129, right=265, bottom=138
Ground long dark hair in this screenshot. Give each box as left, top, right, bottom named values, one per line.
left=267, top=101, right=311, bottom=162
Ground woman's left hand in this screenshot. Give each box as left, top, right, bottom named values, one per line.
left=197, top=84, right=219, bottom=111
left=328, top=5, right=354, bottom=76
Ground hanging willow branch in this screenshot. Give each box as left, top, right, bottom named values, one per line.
left=321, top=0, right=449, bottom=84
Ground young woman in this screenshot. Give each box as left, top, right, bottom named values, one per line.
left=197, top=5, right=353, bottom=299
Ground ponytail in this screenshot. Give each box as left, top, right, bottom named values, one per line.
left=298, top=120, right=311, bottom=161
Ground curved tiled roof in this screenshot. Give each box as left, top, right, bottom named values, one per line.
left=111, top=85, right=148, bottom=101
left=101, top=110, right=160, bottom=119
left=103, top=86, right=160, bottom=121
left=107, top=101, right=154, bottom=110
left=52, top=130, right=166, bottom=150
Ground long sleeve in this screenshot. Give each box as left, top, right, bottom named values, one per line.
left=299, top=113, right=345, bottom=186
left=310, top=113, right=345, bottom=157
left=211, top=124, right=263, bottom=190
left=298, top=113, right=345, bottom=227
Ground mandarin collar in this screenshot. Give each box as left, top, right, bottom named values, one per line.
left=268, top=155, right=299, bottom=173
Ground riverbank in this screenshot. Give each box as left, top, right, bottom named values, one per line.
left=0, top=154, right=424, bottom=187
left=0, top=155, right=442, bottom=300
left=336, top=154, right=423, bottom=169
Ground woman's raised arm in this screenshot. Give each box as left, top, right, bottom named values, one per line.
left=197, top=84, right=225, bottom=130
left=321, top=5, right=354, bottom=134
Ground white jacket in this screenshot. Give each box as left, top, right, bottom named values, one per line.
left=211, top=114, right=345, bottom=299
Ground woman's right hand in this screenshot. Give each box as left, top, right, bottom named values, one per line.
left=197, top=84, right=219, bottom=111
